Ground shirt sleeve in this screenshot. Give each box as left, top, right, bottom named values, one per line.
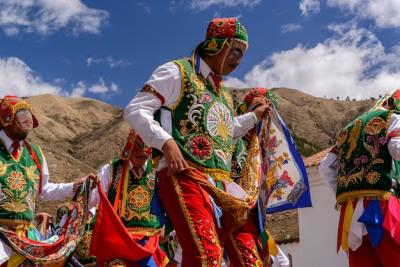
left=88, top=163, right=112, bottom=211
left=39, top=155, right=74, bottom=201
left=233, top=112, right=258, bottom=138
left=124, top=62, right=181, bottom=151
left=318, top=152, right=338, bottom=193
left=387, top=113, right=400, bottom=160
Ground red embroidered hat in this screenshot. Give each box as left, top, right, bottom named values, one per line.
left=201, top=17, right=248, bottom=56
left=243, top=88, right=269, bottom=105
left=0, top=95, right=38, bottom=128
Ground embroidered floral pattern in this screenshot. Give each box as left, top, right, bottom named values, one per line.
left=206, top=102, right=233, bottom=142
left=364, top=117, right=386, bottom=135
left=187, top=135, right=213, bottom=161
left=7, top=171, right=26, bottom=191
left=128, top=186, right=151, bottom=210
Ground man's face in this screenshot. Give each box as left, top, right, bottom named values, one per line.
left=4, top=110, right=33, bottom=141
left=129, top=136, right=151, bottom=167
left=218, top=39, right=247, bottom=75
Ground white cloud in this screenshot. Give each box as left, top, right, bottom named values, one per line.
left=299, top=0, right=321, bottom=16
left=0, top=57, right=63, bottom=97
left=226, top=23, right=400, bottom=99
left=281, top=23, right=303, bottom=33
left=0, top=57, right=120, bottom=98
left=327, top=0, right=400, bottom=28
left=0, top=0, right=109, bottom=36
left=174, top=0, right=261, bottom=10
left=86, top=57, right=131, bottom=68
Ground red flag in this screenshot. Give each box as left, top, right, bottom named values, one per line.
left=89, top=183, right=158, bottom=264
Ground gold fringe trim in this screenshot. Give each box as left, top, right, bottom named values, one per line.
left=9, top=101, right=32, bottom=114
left=336, top=190, right=391, bottom=204
left=188, top=162, right=232, bottom=183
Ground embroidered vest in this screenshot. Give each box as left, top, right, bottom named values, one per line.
left=0, top=141, right=42, bottom=222
left=108, top=159, right=160, bottom=232
left=168, top=59, right=236, bottom=178
left=336, top=109, right=397, bottom=203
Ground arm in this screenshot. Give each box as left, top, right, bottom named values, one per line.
left=387, top=113, right=400, bottom=160
left=39, top=156, right=74, bottom=201
left=88, top=163, right=112, bottom=210
left=123, top=62, right=181, bottom=151
left=318, top=151, right=338, bottom=193
left=233, top=112, right=258, bottom=138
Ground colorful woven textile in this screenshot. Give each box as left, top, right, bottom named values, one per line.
left=0, top=178, right=90, bottom=265
left=259, top=104, right=312, bottom=214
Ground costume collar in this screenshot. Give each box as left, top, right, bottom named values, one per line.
left=129, top=159, right=148, bottom=172
left=196, top=54, right=214, bottom=79
left=0, top=130, right=22, bottom=154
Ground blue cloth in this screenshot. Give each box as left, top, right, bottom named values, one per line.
left=138, top=238, right=157, bottom=267
left=358, top=200, right=384, bottom=247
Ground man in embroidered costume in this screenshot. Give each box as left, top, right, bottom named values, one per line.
left=0, top=95, right=88, bottom=266
left=124, top=18, right=270, bottom=266
left=319, top=90, right=400, bottom=267
left=89, top=130, right=168, bottom=267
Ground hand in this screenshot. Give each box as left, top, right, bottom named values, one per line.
left=253, top=102, right=271, bottom=121
left=162, top=138, right=189, bottom=174
left=72, top=173, right=98, bottom=193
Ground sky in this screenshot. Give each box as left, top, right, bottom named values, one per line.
left=1, top=0, right=400, bottom=107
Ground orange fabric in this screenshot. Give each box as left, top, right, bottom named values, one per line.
left=89, top=183, right=159, bottom=265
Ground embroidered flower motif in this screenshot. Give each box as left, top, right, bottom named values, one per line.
left=188, top=135, right=213, bottom=160
left=7, top=171, right=26, bottom=191
left=206, top=102, right=233, bottom=142
left=147, top=177, right=155, bottom=190
left=129, top=186, right=151, bottom=210
left=365, top=117, right=386, bottom=135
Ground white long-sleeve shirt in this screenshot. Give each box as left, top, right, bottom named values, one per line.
left=124, top=56, right=257, bottom=170
left=0, top=130, right=74, bottom=263
left=319, top=112, right=400, bottom=193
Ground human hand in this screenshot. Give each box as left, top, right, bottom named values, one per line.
left=73, top=173, right=98, bottom=193
left=253, top=102, right=271, bottom=121
left=162, top=139, right=189, bottom=174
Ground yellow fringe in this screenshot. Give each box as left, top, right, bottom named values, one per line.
left=341, top=202, right=354, bottom=252
left=336, top=190, right=391, bottom=204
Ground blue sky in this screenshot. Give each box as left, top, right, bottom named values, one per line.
left=1, top=0, right=400, bottom=107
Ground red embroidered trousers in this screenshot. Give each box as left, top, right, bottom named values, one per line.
left=225, top=212, right=265, bottom=267
left=158, top=169, right=223, bottom=267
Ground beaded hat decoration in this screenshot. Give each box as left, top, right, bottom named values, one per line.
left=0, top=95, right=38, bottom=128
left=201, top=17, right=248, bottom=56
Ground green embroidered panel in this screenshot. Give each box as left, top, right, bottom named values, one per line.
left=0, top=142, right=42, bottom=222
left=336, top=109, right=398, bottom=200
left=170, top=59, right=236, bottom=172
left=108, top=159, right=159, bottom=229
